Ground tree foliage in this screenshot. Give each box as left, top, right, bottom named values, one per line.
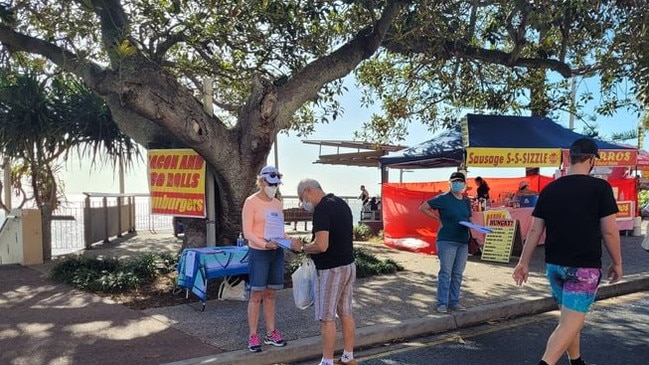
left=354, top=0, right=649, bottom=142
left=0, top=69, right=139, bottom=209
left=0, top=68, right=139, bottom=258
left=0, top=0, right=646, bottom=246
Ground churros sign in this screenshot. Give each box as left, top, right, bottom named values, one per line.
left=616, top=201, right=634, bottom=220
left=466, top=148, right=561, bottom=167
left=562, top=149, right=637, bottom=167
left=148, top=149, right=206, bottom=217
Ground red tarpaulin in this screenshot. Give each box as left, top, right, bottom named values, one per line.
left=381, top=175, right=635, bottom=255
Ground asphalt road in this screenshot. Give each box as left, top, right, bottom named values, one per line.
left=296, top=292, right=649, bottom=365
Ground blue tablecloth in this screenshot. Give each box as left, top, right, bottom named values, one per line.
left=177, top=246, right=249, bottom=302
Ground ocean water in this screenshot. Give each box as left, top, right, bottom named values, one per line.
left=1, top=194, right=365, bottom=256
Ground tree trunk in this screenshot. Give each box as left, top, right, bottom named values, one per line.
left=41, top=202, right=52, bottom=261
left=151, top=79, right=274, bottom=249
left=179, top=217, right=207, bottom=248
left=176, top=166, right=258, bottom=248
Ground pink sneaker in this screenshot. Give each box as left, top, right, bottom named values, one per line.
left=263, top=329, right=287, bottom=347
left=248, top=334, right=261, bottom=352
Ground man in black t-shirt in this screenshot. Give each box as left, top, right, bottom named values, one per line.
left=513, top=138, right=623, bottom=365
left=292, top=178, right=357, bottom=365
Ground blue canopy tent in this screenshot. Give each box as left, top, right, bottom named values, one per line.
left=380, top=114, right=635, bottom=169
left=378, top=114, right=639, bottom=255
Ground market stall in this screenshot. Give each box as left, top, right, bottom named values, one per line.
left=379, top=114, right=638, bottom=255
left=380, top=176, right=554, bottom=255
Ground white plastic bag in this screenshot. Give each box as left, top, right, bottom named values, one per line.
left=217, top=276, right=248, bottom=301
left=642, top=232, right=649, bottom=251
left=291, top=257, right=316, bottom=309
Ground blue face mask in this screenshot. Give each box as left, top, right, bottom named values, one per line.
left=450, top=181, right=465, bottom=193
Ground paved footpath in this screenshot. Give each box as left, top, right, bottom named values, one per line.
left=1, top=230, right=648, bottom=365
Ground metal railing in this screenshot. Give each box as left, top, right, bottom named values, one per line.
left=51, top=194, right=173, bottom=256
left=50, top=194, right=367, bottom=256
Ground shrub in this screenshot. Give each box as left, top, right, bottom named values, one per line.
left=353, top=223, right=372, bottom=241
left=285, top=252, right=306, bottom=274
left=50, top=253, right=178, bottom=294
left=368, top=230, right=385, bottom=243
left=354, top=247, right=404, bottom=278
left=285, top=246, right=404, bottom=280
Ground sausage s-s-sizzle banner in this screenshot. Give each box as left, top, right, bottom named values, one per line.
left=148, top=149, right=206, bottom=217
left=466, top=148, right=562, bottom=167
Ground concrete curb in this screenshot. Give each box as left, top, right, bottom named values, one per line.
left=162, top=273, right=649, bottom=365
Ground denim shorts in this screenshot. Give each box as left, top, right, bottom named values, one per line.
left=248, top=248, right=285, bottom=291
left=546, top=263, right=602, bottom=313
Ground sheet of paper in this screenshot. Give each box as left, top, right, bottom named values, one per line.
left=184, top=250, right=196, bottom=277
left=459, top=221, right=493, bottom=233
left=263, top=210, right=285, bottom=239
left=272, top=238, right=293, bottom=250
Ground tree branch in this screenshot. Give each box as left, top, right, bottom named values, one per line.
left=384, top=37, right=573, bottom=78
left=276, top=0, right=405, bottom=126
left=0, top=24, right=107, bottom=86
left=88, top=0, right=131, bottom=67
left=154, top=32, right=188, bottom=61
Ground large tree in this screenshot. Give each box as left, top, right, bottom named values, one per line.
left=0, top=1, right=404, bottom=246
left=0, top=1, right=645, bottom=247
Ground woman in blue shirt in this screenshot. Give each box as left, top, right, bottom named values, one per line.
left=419, top=172, right=472, bottom=313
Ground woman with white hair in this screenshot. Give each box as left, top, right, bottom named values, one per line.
left=241, top=165, right=292, bottom=353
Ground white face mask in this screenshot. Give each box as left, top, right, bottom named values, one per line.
left=264, top=186, right=278, bottom=199
left=301, top=200, right=314, bottom=212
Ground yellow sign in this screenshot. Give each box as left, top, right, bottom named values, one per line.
left=616, top=201, right=634, bottom=220
left=466, top=148, right=561, bottom=167
left=483, top=210, right=511, bottom=226
left=148, top=149, right=206, bottom=218
left=562, top=149, right=637, bottom=167
left=481, top=219, right=517, bottom=263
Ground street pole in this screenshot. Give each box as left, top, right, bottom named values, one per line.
left=568, top=77, right=576, bottom=130
left=274, top=135, right=279, bottom=169
left=3, top=157, right=10, bottom=210
left=203, top=78, right=216, bottom=247
left=118, top=154, right=125, bottom=197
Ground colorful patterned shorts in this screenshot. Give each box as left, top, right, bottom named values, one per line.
left=546, top=264, right=602, bottom=313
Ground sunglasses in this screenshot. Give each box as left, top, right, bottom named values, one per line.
left=263, top=172, right=282, bottom=179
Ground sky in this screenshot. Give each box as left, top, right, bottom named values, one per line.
left=59, top=75, right=644, bottom=199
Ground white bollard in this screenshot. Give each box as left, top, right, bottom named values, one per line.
left=632, top=216, right=642, bottom=237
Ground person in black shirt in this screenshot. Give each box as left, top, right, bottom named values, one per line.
left=292, top=178, right=357, bottom=365
left=513, top=138, right=623, bottom=365
left=474, top=176, right=490, bottom=200
left=359, top=185, right=369, bottom=205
